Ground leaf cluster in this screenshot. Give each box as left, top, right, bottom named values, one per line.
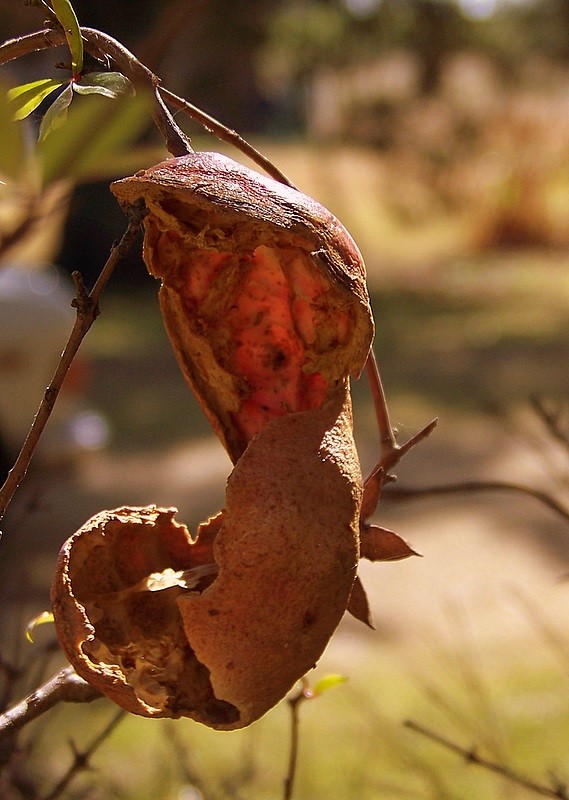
left=7, top=0, right=133, bottom=141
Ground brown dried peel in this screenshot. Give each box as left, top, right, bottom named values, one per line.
left=51, top=152, right=375, bottom=730
left=112, top=152, right=373, bottom=463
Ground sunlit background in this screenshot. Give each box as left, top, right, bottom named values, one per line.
left=1, top=1, right=569, bottom=797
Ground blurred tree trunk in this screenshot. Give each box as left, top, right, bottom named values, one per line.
left=410, top=0, right=466, bottom=94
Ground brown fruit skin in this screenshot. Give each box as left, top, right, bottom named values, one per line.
left=180, top=384, right=361, bottom=728
left=111, top=152, right=371, bottom=321
left=111, top=152, right=374, bottom=464
left=51, top=507, right=191, bottom=718
left=51, top=389, right=361, bottom=730
left=51, top=153, right=373, bottom=729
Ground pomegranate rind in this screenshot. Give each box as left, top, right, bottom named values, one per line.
left=51, top=389, right=360, bottom=729
left=111, top=152, right=374, bottom=463
left=51, top=506, right=237, bottom=725
left=111, top=152, right=371, bottom=315
left=179, top=384, right=361, bottom=728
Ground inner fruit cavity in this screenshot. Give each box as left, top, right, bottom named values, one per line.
left=67, top=514, right=238, bottom=725
left=147, top=208, right=356, bottom=449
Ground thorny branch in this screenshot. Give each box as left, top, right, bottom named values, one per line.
left=362, top=350, right=438, bottom=518
left=40, top=708, right=124, bottom=800
left=404, top=719, right=569, bottom=799
left=0, top=206, right=145, bottom=522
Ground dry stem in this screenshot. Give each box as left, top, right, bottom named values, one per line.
left=0, top=667, right=101, bottom=741
left=0, top=26, right=191, bottom=157
left=0, top=207, right=144, bottom=522
left=40, top=708, right=124, bottom=800
left=159, top=86, right=295, bottom=186
left=283, top=682, right=310, bottom=800
left=361, top=350, right=438, bottom=520
left=0, top=25, right=298, bottom=180
left=384, top=480, right=569, bottom=524
left=404, top=719, right=569, bottom=799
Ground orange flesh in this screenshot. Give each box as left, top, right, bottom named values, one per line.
left=153, top=226, right=353, bottom=444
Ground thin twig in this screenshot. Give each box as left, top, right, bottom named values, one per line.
left=283, top=685, right=307, bottom=800
left=361, top=350, right=437, bottom=521
left=0, top=25, right=295, bottom=183
left=0, top=667, right=102, bottom=741
left=383, top=480, right=569, bottom=524
left=0, top=26, right=191, bottom=157
left=0, top=24, right=300, bottom=184
left=404, top=719, right=569, bottom=799
left=365, top=350, right=397, bottom=453
left=79, top=26, right=192, bottom=156
left=40, top=708, right=125, bottom=800
left=159, top=86, right=296, bottom=187
left=364, top=350, right=438, bottom=474
left=0, top=207, right=145, bottom=522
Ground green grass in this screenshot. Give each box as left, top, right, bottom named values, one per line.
left=22, top=634, right=569, bottom=800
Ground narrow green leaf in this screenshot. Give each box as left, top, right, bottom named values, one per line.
left=0, top=83, right=26, bottom=179
left=40, top=89, right=154, bottom=184
left=38, top=83, right=74, bottom=141
left=26, top=611, right=55, bottom=643
left=7, top=78, right=65, bottom=120
left=51, top=0, right=83, bottom=73
left=72, top=71, right=134, bottom=100
left=311, top=674, right=348, bottom=697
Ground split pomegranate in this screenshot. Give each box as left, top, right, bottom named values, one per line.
left=51, top=152, right=374, bottom=729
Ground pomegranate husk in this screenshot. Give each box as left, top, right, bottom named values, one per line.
left=111, top=151, right=373, bottom=463
left=51, top=388, right=360, bottom=730
left=52, top=152, right=374, bottom=729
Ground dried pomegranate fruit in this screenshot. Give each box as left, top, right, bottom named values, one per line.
left=111, top=152, right=373, bottom=462
left=52, top=152, right=374, bottom=729
left=51, top=507, right=235, bottom=726
left=51, top=387, right=361, bottom=729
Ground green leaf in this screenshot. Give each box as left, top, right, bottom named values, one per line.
left=72, top=71, right=134, bottom=100
left=7, top=78, right=65, bottom=120
left=40, top=89, right=155, bottom=185
left=0, top=83, right=27, bottom=179
left=26, top=611, right=55, bottom=643
left=311, top=674, right=348, bottom=697
left=51, top=0, right=83, bottom=73
left=38, top=83, right=74, bottom=141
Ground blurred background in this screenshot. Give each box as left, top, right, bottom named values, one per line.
left=1, top=1, right=569, bottom=798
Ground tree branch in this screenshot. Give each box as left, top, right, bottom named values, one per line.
left=158, top=86, right=295, bottom=187
left=383, top=480, right=569, bottom=525
left=0, top=26, right=192, bottom=157
left=0, top=667, right=101, bottom=741
left=0, top=206, right=145, bottom=522
left=404, top=719, right=569, bottom=799
left=0, top=24, right=298, bottom=183
left=360, top=350, right=438, bottom=522
left=40, top=708, right=124, bottom=800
